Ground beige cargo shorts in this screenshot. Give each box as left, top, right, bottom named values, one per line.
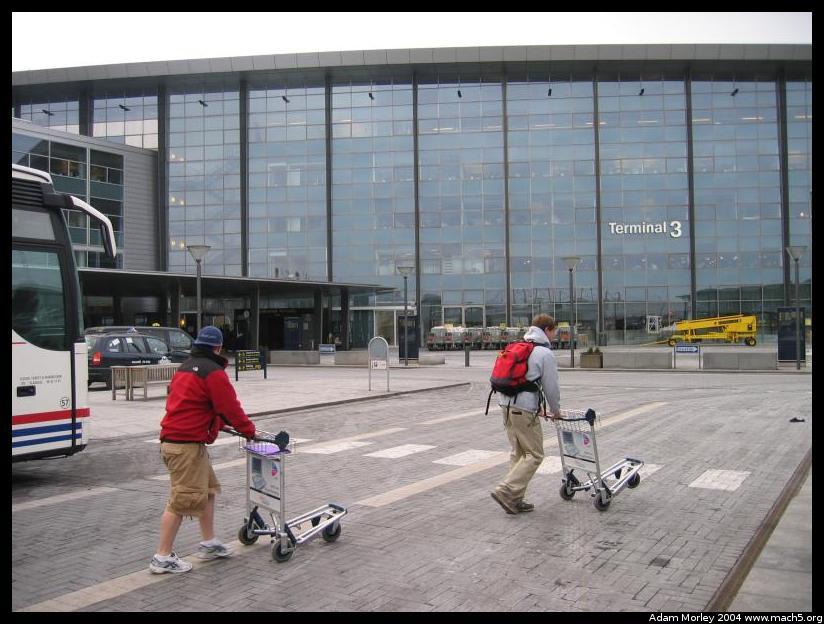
left=160, top=442, right=221, bottom=518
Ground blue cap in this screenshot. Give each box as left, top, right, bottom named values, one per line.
left=194, top=325, right=223, bottom=347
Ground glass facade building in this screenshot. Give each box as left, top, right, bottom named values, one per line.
left=12, top=45, right=812, bottom=348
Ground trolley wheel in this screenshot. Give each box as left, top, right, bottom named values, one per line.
left=593, top=494, right=611, bottom=512
left=667, top=338, right=677, bottom=347
left=745, top=337, right=757, bottom=346
left=559, top=483, right=576, bottom=501
left=627, top=473, right=641, bottom=489
left=322, top=522, right=342, bottom=543
left=272, top=541, right=294, bottom=563
left=238, top=525, right=259, bottom=545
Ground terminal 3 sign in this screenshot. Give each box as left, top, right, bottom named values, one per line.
left=607, top=220, right=683, bottom=238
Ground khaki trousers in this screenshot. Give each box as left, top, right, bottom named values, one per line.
left=495, top=405, right=545, bottom=503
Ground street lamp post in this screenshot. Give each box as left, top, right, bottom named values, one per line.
left=562, top=256, right=581, bottom=368
left=785, top=246, right=806, bottom=370
left=187, top=244, right=211, bottom=336
left=397, top=262, right=415, bottom=367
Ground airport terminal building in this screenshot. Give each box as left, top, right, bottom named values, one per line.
left=11, top=44, right=812, bottom=349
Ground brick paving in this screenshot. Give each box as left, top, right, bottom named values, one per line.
left=12, top=364, right=811, bottom=612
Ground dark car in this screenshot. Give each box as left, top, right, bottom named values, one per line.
left=85, top=330, right=188, bottom=389
left=85, top=326, right=193, bottom=358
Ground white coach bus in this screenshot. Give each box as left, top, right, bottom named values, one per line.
left=12, top=164, right=116, bottom=461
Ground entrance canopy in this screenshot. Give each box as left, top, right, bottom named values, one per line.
left=78, top=268, right=394, bottom=350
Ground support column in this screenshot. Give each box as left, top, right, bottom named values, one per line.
left=502, top=77, right=512, bottom=326
left=340, top=287, right=350, bottom=350
left=685, top=70, right=698, bottom=319
left=593, top=72, right=605, bottom=344
left=240, top=79, right=249, bottom=277
left=313, top=290, right=323, bottom=350
left=113, top=294, right=123, bottom=325
left=776, top=71, right=792, bottom=306
left=250, top=285, right=260, bottom=350
left=170, top=281, right=181, bottom=329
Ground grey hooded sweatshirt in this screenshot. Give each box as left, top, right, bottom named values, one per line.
left=497, top=325, right=561, bottom=414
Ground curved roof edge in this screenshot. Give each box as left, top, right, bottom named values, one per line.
left=13, top=44, right=812, bottom=86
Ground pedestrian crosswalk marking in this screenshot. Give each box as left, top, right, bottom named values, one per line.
left=641, top=463, right=663, bottom=477
left=302, top=440, right=373, bottom=454
left=433, top=449, right=502, bottom=466
left=364, top=444, right=435, bottom=459
left=689, top=469, right=750, bottom=491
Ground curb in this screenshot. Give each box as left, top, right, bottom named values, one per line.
left=555, top=368, right=811, bottom=374
left=246, top=381, right=472, bottom=420
left=706, top=447, right=812, bottom=612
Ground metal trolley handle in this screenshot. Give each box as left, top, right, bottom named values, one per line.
left=222, top=426, right=290, bottom=449
left=554, top=408, right=597, bottom=425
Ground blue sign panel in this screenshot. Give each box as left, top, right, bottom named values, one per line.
left=674, top=344, right=700, bottom=354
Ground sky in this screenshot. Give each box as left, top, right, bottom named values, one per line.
left=12, top=12, right=812, bottom=72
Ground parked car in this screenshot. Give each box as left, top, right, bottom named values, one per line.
left=85, top=325, right=192, bottom=357
left=85, top=330, right=188, bottom=389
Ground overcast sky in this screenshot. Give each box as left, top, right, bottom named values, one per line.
left=12, top=12, right=812, bottom=72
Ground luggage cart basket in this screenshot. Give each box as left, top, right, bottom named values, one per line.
left=551, top=408, right=644, bottom=511
left=222, top=427, right=347, bottom=562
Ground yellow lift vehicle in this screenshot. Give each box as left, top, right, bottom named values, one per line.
left=666, top=314, right=758, bottom=347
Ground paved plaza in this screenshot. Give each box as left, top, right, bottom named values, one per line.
left=12, top=352, right=812, bottom=612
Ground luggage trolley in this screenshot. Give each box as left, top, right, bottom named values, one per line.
left=223, top=427, right=347, bottom=562
left=552, top=408, right=644, bottom=511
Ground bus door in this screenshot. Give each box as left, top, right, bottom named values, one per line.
left=12, top=243, right=87, bottom=460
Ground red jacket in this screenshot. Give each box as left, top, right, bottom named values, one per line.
left=160, top=348, right=256, bottom=443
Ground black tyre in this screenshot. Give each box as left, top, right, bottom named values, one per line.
left=272, top=541, right=294, bottom=562
left=559, top=483, right=575, bottom=501
left=322, top=522, right=342, bottom=543
left=593, top=494, right=611, bottom=511
left=627, top=473, right=641, bottom=489
left=667, top=338, right=677, bottom=347
left=745, top=337, right=757, bottom=346
left=238, top=525, right=259, bottom=545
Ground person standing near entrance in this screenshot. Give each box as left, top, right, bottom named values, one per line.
left=149, top=325, right=256, bottom=574
left=490, top=313, right=561, bottom=514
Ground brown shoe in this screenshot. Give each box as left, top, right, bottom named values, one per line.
left=490, top=491, right=517, bottom=514
left=516, top=500, right=535, bottom=512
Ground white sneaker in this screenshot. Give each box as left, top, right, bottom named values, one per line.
left=197, top=542, right=233, bottom=560
left=149, top=552, right=193, bottom=574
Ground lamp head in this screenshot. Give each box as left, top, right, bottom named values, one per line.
left=187, top=244, right=211, bottom=262
left=562, top=256, right=582, bottom=271
left=785, top=246, right=806, bottom=261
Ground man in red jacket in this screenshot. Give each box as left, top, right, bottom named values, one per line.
left=149, top=325, right=256, bottom=574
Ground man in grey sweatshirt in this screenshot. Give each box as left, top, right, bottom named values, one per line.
left=491, top=313, right=561, bottom=514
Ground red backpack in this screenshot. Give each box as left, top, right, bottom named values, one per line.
left=485, top=341, right=547, bottom=414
